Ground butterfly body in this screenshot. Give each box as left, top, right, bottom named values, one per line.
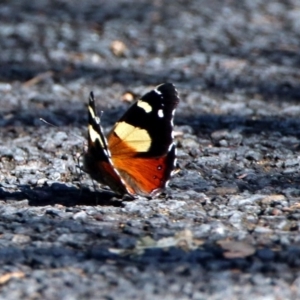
left=84, top=83, right=179, bottom=198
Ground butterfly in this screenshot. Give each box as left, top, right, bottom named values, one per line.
left=83, top=83, right=180, bottom=198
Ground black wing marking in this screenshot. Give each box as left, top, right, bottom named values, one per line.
left=109, top=83, right=179, bottom=157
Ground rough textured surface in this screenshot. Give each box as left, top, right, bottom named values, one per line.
left=1, top=0, right=300, bottom=299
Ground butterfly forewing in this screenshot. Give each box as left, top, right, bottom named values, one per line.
left=107, top=83, right=179, bottom=196
left=108, top=83, right=179, bottom=157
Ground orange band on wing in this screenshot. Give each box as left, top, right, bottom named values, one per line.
left=111, top=155, right=172, bottom=195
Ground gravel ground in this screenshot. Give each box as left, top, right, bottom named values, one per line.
left=1, top=0, right=300, bottom=299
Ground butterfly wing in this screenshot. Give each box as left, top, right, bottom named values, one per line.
left=83, top=92, right=134, bottom=196
left=107, top=83, right=179, bottom=196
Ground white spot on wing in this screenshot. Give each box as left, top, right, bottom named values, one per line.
left=158, top=109, right=164, bottom=118
left=168, top=143, right=174, bottom=152
left=103, top=149, right=111, bottom=157
left=95, top=116, right=100, bottom=124
left=137, top=100, right=152, bottom=113
left=173, top=158, right=177, bottom=167
left=154, top=88, right=162, bottom=95
left=106, top=148, right=112, bottom=157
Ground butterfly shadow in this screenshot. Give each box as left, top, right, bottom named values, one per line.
left=0, top=183, right=130, bottom=207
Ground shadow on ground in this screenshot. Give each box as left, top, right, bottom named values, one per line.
left=0, top=184, right=126, bottom=207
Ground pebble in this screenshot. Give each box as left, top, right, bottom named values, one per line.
left=12, top=234, right=31, bottom=244
left=73, top=211, right=88, bottom=220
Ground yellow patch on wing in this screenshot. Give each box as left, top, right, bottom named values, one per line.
left=114, top=121, right=151, bottom=152
left=88, top=106, right=96, bottom=119
left=88, top=125, right=104, bottom=147
left=137, top=100, right=152, bottom=113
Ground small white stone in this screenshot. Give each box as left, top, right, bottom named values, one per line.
left=73, top=211, right=88, bottom=220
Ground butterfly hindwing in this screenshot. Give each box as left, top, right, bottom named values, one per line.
left=84, top=92, right=132, bottom=196
left=86, top=92, right=110, bottom=162
left=109, top=143, right=176, bottom=196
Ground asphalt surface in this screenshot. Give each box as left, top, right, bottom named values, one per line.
left=1, top=0, right=300, bottom=299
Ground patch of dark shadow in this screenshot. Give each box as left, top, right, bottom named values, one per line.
left=177, top=114, right=300, bottom=137
left=0, top=242, right=298, bottom=275
left=0, top=63, right=40, bottom=81
left=236, top=172, right=300, bottom=193
left=2, top=184, right=126, bottom=207
left=108, top=244, right=294, bottom=273
left=0, top=188, right=25, bottom=201
left=255, top=49, right=300, bottom=66
left=87, top=246, right=120, bottom=261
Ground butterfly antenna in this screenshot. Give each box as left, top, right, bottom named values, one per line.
left=72, top=152, right=85, bottom=198
left=39, top=118, right=57, bottom=127
left=40, top=117, right=87, bottom=196
left=40, top=118, right=85, bottom=143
